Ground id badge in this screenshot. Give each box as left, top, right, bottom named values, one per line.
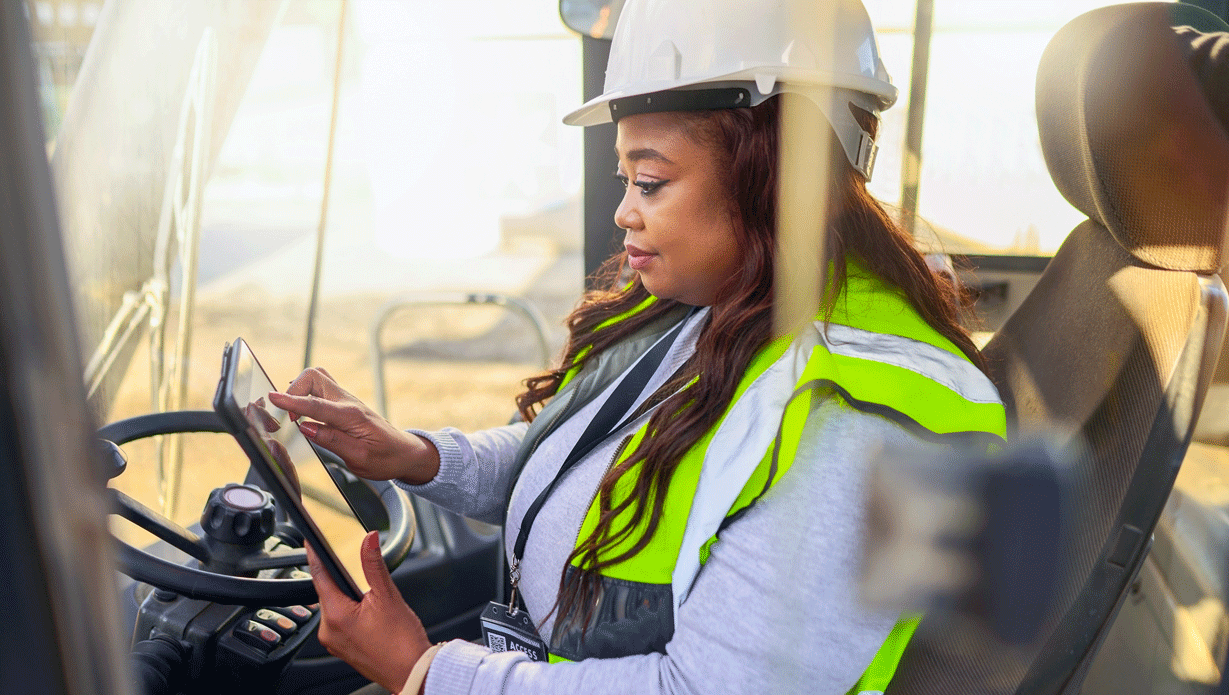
left=480, top=601, right=548, bottom=662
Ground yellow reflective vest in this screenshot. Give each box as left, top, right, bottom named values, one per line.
left=524, top=261, right=1006, bottom=692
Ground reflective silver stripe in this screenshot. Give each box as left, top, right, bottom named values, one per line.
left=673, top=326, right=822, bottom=614
left=821, top=323, right=1001, bottom=405
left=673, top=322, right=1002, bottom=616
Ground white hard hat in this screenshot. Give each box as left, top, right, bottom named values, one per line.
left=563, top=0, right=898, bottom=179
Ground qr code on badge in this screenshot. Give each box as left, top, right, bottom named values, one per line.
left=488, top=633, right=508, bottom=652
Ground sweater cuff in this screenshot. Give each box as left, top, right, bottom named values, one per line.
left=423, top=639, right=520, bottom=695
left=394, top=428, right=464, bottom=494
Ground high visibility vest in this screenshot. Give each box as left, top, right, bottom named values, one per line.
left=529, top=262, right=1007, bottom=692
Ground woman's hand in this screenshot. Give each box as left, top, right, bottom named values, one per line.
left=267, top=367, right=440, bottom=485
left=306, top=531, right=432, bottom=692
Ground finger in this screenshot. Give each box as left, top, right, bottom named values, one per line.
left=285, top=368, right=335, bottom=398
left=358, top=530, right=398, bottom=600
left=305, top=541, right=355, bottom=611
left=268, top=391, right=348, bottom=425
left=300, top=424, right=368, bottom=467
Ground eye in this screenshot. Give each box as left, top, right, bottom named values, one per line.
left=635, top=179, right=665, bottom=196
left=613, top=171, right=666, bottom=196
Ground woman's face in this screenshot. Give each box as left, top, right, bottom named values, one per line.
left=614, top=112, right=741, bottom=307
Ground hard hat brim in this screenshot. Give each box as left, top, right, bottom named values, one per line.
left=563, top=70, right=898, bottom=126
left=563, top=95, right=620, bottom=127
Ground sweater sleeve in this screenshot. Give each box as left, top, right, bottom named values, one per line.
left=393, top=422, right=528, bottom=526
left=420, top=398, right=935, bottom=695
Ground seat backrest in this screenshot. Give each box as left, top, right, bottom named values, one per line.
left=887, top=5, right=1229, bottom=693
left=1181, top=12, right=1229, bottom=446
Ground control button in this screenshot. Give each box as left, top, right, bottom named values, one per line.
left=306, top=603, right=320, bottom=611
left=289, top=569, right=311, bottom=580
left=233, top=620, right=281, bottom=653
left=253, top=609, right=297, bottom=636
left=222, top=486, right=266, bottom=509
left=280, top=605, right=313, bottom=625
left=201, top=485, right=275, bottom=546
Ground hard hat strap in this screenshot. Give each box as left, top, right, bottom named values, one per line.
left=855, top=128, right=878, bottom=180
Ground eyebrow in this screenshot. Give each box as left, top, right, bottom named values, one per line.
left=616, top=147, right=675, bottom=165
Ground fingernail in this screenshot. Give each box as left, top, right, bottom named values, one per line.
left=300, top=421, right=318, bottom=438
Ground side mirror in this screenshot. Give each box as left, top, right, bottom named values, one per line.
left=559, top=0, right=623, bottom=39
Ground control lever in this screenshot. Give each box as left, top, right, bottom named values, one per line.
left=97, top=439, right=127, bottom=481
left=131, top=634, right=189, bottom=695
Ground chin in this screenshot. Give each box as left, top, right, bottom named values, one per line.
left=642, top=283, right=705, bottom=307
left=639, top=276, right=674, bottom=302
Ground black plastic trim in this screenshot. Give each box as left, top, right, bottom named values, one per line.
left=610, top=87, right=753, bottom=121
left=956, top=254, right=1052, bottom=274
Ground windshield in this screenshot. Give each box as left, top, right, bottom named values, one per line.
left=864, top=0, right=1178, bottom=255
left=30, top=0, right=577, bottom=546
left=27, top=0, right=1172, bottom=552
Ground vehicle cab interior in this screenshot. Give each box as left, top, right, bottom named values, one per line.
left=1, top=1, right=1228, bottom=694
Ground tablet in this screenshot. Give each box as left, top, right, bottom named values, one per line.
left=213, top=337, right=367, bottom=602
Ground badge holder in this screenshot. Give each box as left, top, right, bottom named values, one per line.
left=481, top=560, right=548, bottom=661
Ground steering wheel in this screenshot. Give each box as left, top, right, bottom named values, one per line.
left=99, top=410, right=415, bottom=605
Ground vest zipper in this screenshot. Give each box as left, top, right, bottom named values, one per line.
left=542, top=433, right=632, bottom=641
left=571, top=433, right=634, bottom=554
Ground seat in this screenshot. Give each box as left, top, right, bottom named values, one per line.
left=1185, top=8, right=1229, bottom=447
left=887, top=5, right=1229, bottom=694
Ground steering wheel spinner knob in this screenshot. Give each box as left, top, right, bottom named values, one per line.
left=202, top=484, right=275, bottom=546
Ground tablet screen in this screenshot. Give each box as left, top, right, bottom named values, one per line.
left=228, top=339, right=375, bottom=592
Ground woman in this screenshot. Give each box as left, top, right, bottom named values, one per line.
left=269, top=1, right=1006, bottom=692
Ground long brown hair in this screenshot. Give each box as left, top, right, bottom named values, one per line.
left=516, top=95, right=984, bottom=633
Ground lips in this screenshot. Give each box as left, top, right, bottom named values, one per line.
left=626, top=244, right=655, bottom=271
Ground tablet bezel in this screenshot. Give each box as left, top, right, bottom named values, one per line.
left=213, top=337, right=365, bottom=602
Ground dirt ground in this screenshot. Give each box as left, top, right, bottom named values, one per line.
left=107, top=250, right=582, bottom=585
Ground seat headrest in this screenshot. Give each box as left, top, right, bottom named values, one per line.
left=1036, top=3, right=1229, bottom=273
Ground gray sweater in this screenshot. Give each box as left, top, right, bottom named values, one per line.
left=398, top=309, right=939, bottom=694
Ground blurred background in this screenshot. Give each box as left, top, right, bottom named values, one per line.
left=23, top=0, right=1172, bottom=578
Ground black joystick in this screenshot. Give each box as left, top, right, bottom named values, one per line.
left=201, top=484, right=275, bottom=547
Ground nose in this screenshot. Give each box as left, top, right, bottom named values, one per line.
left=614, top=186, right=642, bottom=232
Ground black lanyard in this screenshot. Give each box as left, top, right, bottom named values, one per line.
left=511, top=310, right=694, bottom=570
